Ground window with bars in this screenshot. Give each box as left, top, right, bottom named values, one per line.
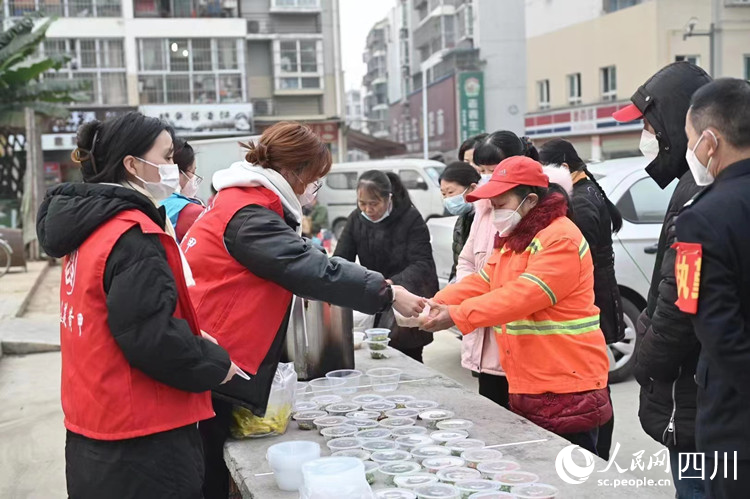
left=601, top=65, right=617, bottom=101
left=745, top=55, right=750, bottom=81
left=274, top=39, right=323, bottom=91
left=41, top=38, right=127, bottom=105
left=538, top=79, right=550, bottom=110
left=567, top=73, right=582, bottom=105
left=137, top=38, right=245, bottom=104
left=675, top=55, right=701, bottom=66
left=5, top=0, right=122, bottom=17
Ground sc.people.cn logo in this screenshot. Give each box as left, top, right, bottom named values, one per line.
left=555, top=445, right=596, bottom=485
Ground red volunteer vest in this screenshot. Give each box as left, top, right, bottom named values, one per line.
left=182, top=186, right=293, bottom=374
left=60, top=210, right=214, bottom=441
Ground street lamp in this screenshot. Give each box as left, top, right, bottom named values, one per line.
left=683, top=16, right=715, bottom=77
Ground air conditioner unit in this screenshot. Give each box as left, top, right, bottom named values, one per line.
left=252, top=99, right=273, bottom=116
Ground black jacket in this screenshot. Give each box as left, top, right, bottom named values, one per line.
left=626, top=62, right=710, bottom=450
left=571, top=179, right=624, bottom=345
left=214, top=202, right=393, bottom=413
left=37, top=183, right=231, bottom=393
left=676, top=158, right=750, bottom=459
left=450, top=211, right=474, bottom=282
left=335, top=199, right=439, bottom=350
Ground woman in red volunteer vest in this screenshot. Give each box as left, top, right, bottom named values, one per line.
left=182, top=121, right=426, bottom=499
left=36, top=112, right=241, bottom=499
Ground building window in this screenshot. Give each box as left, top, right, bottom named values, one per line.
left=274, top=39, right=323, bottom=91
left=133, top=0, right=238, bottom=18
left=537, top=79, right=550, bottom=110
left=41, top=39, right=127, bottom=105
left=603, top=0, right=641, bottom=14
left=137, top=38, right=245, bottom=104
left=567, top=73, right=582, bottom=105
left=676, top=55, right=701, bottom=66
left=6, top=0, right=122, bottom=17
left=601, top=65, right=617, bottom=101
left=745, top=55, right=750, bottom=80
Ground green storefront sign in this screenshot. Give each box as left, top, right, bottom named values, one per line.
left=458, top=72, right=486, bottom=143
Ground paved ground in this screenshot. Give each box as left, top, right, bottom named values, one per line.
left=0, top=271, right=674, bottom=497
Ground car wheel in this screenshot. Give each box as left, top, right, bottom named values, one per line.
left=607, top=297, right=640, bottom=384
left=332, top=219, right=347, bottom=239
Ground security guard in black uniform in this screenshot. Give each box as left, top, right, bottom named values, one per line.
left=674, top=78, right=750, bottom=499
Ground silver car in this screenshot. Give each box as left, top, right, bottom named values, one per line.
left=427, top=157, right=676, bottom=383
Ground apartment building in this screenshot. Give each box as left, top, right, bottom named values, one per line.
left=373, top=0, right=527, bottom=158
left=362, top=19, right=390, bottom=139
left=524, top=0, right=750, bottom=161
left=1, top=0, right=345, bottom=181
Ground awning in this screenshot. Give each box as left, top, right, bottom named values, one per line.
left=345, top=128, right=406, bottom=159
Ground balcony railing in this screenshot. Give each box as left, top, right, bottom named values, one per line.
left=5, top=0, right=121, bottom=18
left=245, top=14, right=321, bottom=35
left=270, top=0, right=320, bottom=14
left=134, top=0, right=237, bottom=18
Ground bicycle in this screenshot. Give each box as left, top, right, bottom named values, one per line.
left=0, top=236, right=12, bottom=278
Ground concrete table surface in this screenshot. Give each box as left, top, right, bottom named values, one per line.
left=225, top=346, right=672, bottom=499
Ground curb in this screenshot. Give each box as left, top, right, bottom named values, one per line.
left=14, top=260, right=53, bottom=318
left=0, top=340, right=60, bottom=355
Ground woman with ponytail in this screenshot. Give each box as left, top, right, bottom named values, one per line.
left=539, top=138, right=625, bottom=460
left=423, top=156, right=612, bottom=454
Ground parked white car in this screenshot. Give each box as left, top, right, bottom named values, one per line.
left=318, top=159, right=446, bottom=238
left=427, top=157, right=676, bottom=383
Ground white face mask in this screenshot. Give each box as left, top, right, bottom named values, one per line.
left=639, top=129, right=660, bottom=162
left=135, top=158, right=180, bottom=201
left=493, top=197, right=527, bottom=237
left=361, top=196, right=392, bottom=224
left=180, top=171, right=200, bottom=198
left=298, top=180, right=321, bottom=207
left=686, top=130, right=717, bottom=186
left=479, top=174, right=492, bottom=186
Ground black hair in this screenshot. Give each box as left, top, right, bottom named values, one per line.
left=439, top=161, right=481, bottom=187
left=357, top=170, right=411, bottom=207
left=73, top=111, right=174, bottom=184
left=511, top=183, right=575, bottom=221
left=473, top=131, right=538, bottom=166
left=538, top=138, right=623, bottom=233
left=173, top=137, right=195, bottom=174
left=690, top=78, right=750, bottom=149
left=458, top=133, right=488, bottom=161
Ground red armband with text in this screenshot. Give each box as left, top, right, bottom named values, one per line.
left=672, top=242, right=703, bottom=314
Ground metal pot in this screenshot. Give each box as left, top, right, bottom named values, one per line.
left=284, top=297, right=354, bottom=380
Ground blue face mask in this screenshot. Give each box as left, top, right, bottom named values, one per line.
left=443, top=189, right=473, bottom=216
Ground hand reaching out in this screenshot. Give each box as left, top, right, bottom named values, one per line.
left=420, top=300, right=455, bottom=332
left=392, top=285, right=427, bottom=317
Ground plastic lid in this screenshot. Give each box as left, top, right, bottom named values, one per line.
left=321, top=425, right=358, bottom=438
left=357, top=428, right=393, bottom=441
left=477, top=460, right=520, bottom=475
left=510, top=483, right=559, bottom=498
left=362, top=439, right=400, bottom=452
left=347, top=410, right=381, bottom=420
left=447, top=439, right=485, bottom=452
left=435, top=466, right=482, bottom=483
left=379, top=461, right=422, bottom=475
left=430, top=430, right=469, bottom=443
left=419, top=409, right=454, bottom=421
left=396, top=435, right=435, bottom=449
left=385, top=394, right=417, bottom=404
left=375, top=489, right=418, bottom=499
left=364, top=461, right=381, bottom=472
left=371, top=449, right=413, bottom=464
left=394, top=473, right=440, bottom=489
left=405, top=400, right=439, bottom=410
left=436, top=419, right=474, bottom=431
left=345, top=418, right=380, bottom=430
left=411, top=445, right=453, bottom=459
left=386, top=408, right=422, bottom=419
left=294, top=410, right=327, bottom=420
left=380, top=417, right=417, bottom=428
left=467, top=492, right=515, bottom=498
left=332, top=449, right=371, bottom=461
left=412, top=483, right=460, bottom=498
left=493, top=471, right=539, bottom=486
left=326, top=402, right=361, bottom=413
left=391, top=426, right=429, bottom=437
left=301, top=457, right=365, bottom=486
left=362, top=401, right=398, bottom=411
left=313, top=415, right=349, bottom=427
left=352, top=394, right=385, bottom=404
left=326, top=437, right=362, bottom=450
left=454, top=479, right=502, bottom=492
left=311, top=395, right=343, bottom=406
left=461, top=449, right=503, bottom=463
left=422, top=456, right=466, bottom=470
left=294, top=401, right=319, bottom=412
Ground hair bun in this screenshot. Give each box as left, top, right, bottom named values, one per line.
left=245, top=141, right=269, bottom=167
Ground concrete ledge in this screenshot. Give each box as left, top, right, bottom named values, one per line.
left=1, top=341, right=61, bottom=355
left=0, top=318, right=60, bottom=358
left=14, top=260, right=52, bottom=318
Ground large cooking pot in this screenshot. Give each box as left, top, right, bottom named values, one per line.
left=284, top=297, right=355, bottom=381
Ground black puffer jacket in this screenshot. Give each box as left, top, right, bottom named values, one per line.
left=628, top=62, right=710, bottom=450
left=450, top=211, right=474, bottom=282
left=571, top=179, right=624, bottom=345
left=335, top=199, right=439, bottom=350
left=37, top=183, right=231, bottom=393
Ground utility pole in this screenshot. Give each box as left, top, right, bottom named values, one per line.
left=421, top=63, right=429, bottom=160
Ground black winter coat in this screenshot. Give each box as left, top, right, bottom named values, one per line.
left=571, top=179, right=624, bottom=345
left=335, top=199, right=439, bottom=350
left=676, top=158, right=750, bottom=459
left=450, top=211, right=474, bottom=282
left=625, top=61, right=710, bottom=451
left=37, top=183, right=231, bottom=394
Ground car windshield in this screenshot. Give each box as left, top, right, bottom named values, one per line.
left=425, top=166, right=445, bottom=186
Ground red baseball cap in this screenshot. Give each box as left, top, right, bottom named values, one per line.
left=466, top=156, right=549, bottom=202
left=612, top=103, right=643, bottom=123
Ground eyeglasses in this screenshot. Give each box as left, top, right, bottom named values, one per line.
left=311, top=179, right=323, bottom=195
left=181, top=170, right=204, bottom=186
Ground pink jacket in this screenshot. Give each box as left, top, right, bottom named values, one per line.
left=456, top=167, right=574, bottom=376
left=456, top=199, right=504, bottom=376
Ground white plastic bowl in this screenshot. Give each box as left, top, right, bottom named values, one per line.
left=266, top=440, right=320, bottom=491
left=368, top=367, right=403, bottom=392
left=309, top=376, right=348, bottom=395
left=326, top=369, right=363, bottom=395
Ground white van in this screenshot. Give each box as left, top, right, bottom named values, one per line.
left=319, top=159, right=446, bottom=237
left=190, top=135, right=260, bottom=200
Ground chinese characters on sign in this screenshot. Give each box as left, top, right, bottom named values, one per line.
left=139, top=104, right=254, bottom=134
left=307, top=122, right=339, bottom=143
left=458, top=72, right=486, bottom=143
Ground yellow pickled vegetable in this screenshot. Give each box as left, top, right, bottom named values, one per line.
left=230, top=403, right=293, bottom=438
